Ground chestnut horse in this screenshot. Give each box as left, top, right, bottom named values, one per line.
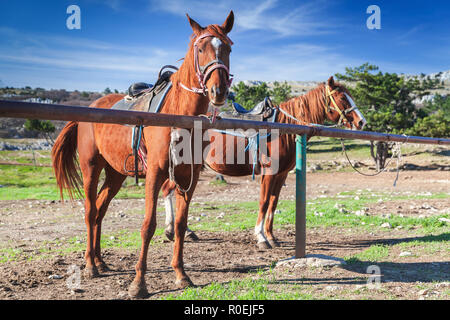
left=52, top=12, right=234, bottom=298
left=162, top=76, right=367, bottom=249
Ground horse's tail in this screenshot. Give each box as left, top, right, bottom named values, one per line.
left=51, top=121, right=82, bottom=201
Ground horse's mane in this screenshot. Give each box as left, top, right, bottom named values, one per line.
left=278, top=83, right=328, bottom=125
left=278, top=81, right=351, bottom=125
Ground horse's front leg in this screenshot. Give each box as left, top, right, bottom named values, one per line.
left=128, top=168, right=164, bottom=298
left=254, top=174, right=273, bottom=249
left=171, top=164, right=201, bottom=288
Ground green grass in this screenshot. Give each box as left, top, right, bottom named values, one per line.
left=393, top=233, right=450, bottom=255
left=162, top=275, right=314, bottom=300
left=0, top=163, right=147, bottom=200
left=0, top=248, right=24, bottom=263
left=345, top=245, right=390, bottom=264
left=189, top=192, right=449, bottom=234
left=0, top=228, right=166, bottom=263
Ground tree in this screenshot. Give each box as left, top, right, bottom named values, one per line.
left=406, top=95, right=450, bottom=138
left=24, top=119, right=56, bottom=144
left=271, top=81, right=292, bottom=105
left=231, top=81, right=292, bottom=110
left=335, top=63, right=442, bottom=169
left=231, top=81, right=270, bottom=110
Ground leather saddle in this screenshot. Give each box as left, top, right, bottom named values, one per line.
left=111, top=65, right=176, bottom=113
left=220, top=97, right=276, bottom=122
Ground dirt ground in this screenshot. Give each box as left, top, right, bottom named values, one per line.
left=0, top=169, right=448, bottom=300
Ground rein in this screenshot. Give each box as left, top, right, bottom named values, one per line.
left=340, top=138, right=405, bottom=187
left=179, top=32, right=233, bottom=96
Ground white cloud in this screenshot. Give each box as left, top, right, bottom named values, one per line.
left=231, top=42, right=363, bottom=82
left=0, top=28, right=185, bottom=90
left=149, top=0, right=334, bottom=37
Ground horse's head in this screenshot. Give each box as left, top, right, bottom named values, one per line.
left=185, top=11, right=234, bottom=106
left=323, top=76, right=366, bottom=130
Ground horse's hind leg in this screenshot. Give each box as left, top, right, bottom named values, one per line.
left=79, top=154, right=105, bottom=278
left=264, top=172, right=288, bottom=248
left=94, top=165, right=126, bottom=272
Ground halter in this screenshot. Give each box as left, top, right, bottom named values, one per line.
left=324, top=85, right=358, bottom=126
left=179, top=32, right=234, bottom=96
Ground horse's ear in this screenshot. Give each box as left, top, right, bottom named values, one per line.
left=327, top=76, right=335, bottom=88
left=186, top=13, right=204, bottom=36
left=221, top=10, right=234, bottom=34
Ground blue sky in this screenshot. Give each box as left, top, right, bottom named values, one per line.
left=0, top=0, right=449, bottom=91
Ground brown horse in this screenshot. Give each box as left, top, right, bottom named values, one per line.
left=162, top=76, right=366, bottom=248
left=52, top=12, right=234, bottom=298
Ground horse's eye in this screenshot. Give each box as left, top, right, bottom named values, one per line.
left=199, top=48, right=203, bottom=53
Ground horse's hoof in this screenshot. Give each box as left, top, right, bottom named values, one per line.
left=96, top=262, right=111, bottom=273
left=268, top=238, right=280, bottom=248
left=257, top=241, right=272, bottom=250
left=185, top=231, right=199, bottom=242
left=175, top=277, right=194, bottom=289
left=83, top=266, right=99, bottom=279
left=165, top=228, right=174, bottom=241
left=128, top=281, right=149, bottom=298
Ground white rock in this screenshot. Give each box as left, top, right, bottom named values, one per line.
left=354, top=210, right=367, bottom=216
left=418, top=289, right=429, bottom=296
left=381, top=222, right=392, bottom=228
left=325, top=285, right=340, bottom=291
left=434, top=282, right=450, bottom=288
left=399, top=251, right=412, bottom=257
left=438, top=218, right=450, bottom=223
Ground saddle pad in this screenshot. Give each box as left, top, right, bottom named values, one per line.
left=111, top=80, right=172, bottom=114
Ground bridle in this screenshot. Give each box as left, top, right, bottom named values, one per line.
left=324, top=85, right=359, bottom=126
left=179, top=32, right=233, bottom=96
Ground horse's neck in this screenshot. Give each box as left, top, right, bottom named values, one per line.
left=278, top=86, right=327, bottom=126
left=163, top=60, right=209, bottom=116
left=276, top=86, right=327, bottom=149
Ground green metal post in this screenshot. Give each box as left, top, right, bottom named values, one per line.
left=295, top=134, right=307, bottom=258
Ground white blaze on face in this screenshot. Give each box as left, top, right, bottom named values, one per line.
left=344, top=93, right=366, bottom=129
left=211, top=37, right=222, bottom=57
